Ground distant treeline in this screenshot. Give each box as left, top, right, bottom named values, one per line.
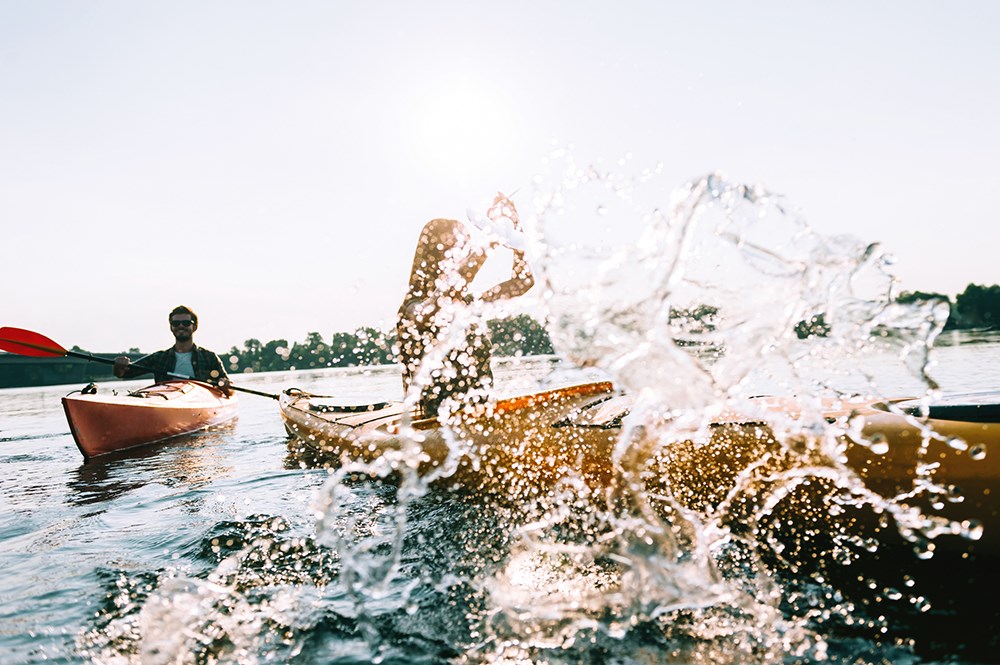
left=222, top=314, right=555, bottom=374
left=669, top=283, right=999, bottom=341
left=898, top=283, right=999, bottom=330
left=3, top=285, right=996, bottom=389
left=795, top=282, right=1000, bottom=339
left=223, top=284, right=998, bottom=372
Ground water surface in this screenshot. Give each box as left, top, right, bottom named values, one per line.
left=0, top=337, right=998, bottom=664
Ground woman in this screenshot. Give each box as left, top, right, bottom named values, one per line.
left=396, top=194, right=534, bottom=418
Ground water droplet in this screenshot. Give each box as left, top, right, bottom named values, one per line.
left=866, top=432, right=889, bottom=455
left=946, top=436, right=968, bottom=452
left=969, top=444, right=987, bottom=460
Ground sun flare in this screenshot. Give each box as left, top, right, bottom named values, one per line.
left=407, top=75, right=521, bottom=182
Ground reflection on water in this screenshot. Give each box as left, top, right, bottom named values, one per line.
left=935, top=328, right=1000, bottom=347
left=67, top=422, right=238, bottom=507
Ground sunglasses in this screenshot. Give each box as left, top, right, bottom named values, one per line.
left=170, top=319, right=195, bottom=327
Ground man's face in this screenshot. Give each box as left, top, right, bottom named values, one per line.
left=169, top=314, right=197, bottom=341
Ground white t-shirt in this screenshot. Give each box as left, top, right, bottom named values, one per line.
left=173, top=351, right=195, bottom=378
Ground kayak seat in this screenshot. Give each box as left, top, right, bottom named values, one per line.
left=308, top=401, right=392, bottom=414
left=906, top=402, right=1000, bottom=423
left=552, top=394, right=626, bottom=429
left=887, top=392, right=1000, bottom=424
left=128, top=389, right=171, bottom=400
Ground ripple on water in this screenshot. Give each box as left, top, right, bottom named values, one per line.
left=0, top=452, right=59, bottom=464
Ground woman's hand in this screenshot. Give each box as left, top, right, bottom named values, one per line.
left=488, top=191, right=520, bottom=230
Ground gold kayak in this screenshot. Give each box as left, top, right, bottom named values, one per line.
left=280, top=382, right=1000, bottom=554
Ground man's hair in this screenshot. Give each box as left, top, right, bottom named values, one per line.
left=169, top=305, right=198, bottom=325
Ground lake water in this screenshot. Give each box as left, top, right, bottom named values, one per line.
left=1, top=330, right=998, bottom=665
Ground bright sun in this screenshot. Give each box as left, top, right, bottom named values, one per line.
left=407, top=74, right=522, bottom=183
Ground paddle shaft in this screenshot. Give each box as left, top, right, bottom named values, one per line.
left=66, top=348, right=278, bottom=400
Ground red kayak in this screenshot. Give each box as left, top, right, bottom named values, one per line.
left=63, top=380, right=238, bottom=459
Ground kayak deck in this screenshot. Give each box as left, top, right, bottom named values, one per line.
left=281, top=381, right=620, bottom=486
left=281, top=382, right=1000, bottom=554
left=63, top=380, right=238, bottom=459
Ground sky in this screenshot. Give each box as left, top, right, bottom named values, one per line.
left=1, top=1, right=997, bottom=354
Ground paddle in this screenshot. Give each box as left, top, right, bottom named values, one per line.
left=0, top=326, right=280, bottom=400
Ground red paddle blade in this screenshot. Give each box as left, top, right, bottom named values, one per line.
left=0, top=327, right=69, bottom=357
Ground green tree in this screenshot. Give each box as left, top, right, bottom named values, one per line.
left=488, top=315, right=555, bottom=357
left=225, top=346, right=242, bottom=373
left=897, top=290, right=950, bottom=304
left=227, top=338, right=265, bottom=373
left=896, top=291, right=955, bottom=329
left=354, top=327, right=395, bottom=366
left=258, top=339, right=291, bottom=372
left=289, top=332, right=328, bottom=370
left=669, top=305, right=719, bottom=334
left=794, top=314, right=831, bottom=339
left=954, top=283, right=1000, bottom=330
left=328, top=331, right=359, bottom=366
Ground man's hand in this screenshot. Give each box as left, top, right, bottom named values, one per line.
left=112, top=356, right=131, bottom=378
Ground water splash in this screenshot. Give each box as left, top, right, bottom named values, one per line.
left=470, top=152, right=967, bottom=659
left=97, top=153, right=989, bottom=664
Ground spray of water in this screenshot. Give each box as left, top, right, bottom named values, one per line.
left=464, top=151, right=966, bottom=660
left=87, top=152, right=985, bottom=664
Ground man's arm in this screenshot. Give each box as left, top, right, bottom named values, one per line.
left=113, top=352, right=162, bottom=379
left=200, top=349, right=232, bottom=396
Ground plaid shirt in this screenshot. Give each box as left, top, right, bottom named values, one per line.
left=122, top=345, right=229, bottom=384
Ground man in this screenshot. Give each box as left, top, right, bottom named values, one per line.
left=396, top=193, right=534, bottom=418
left=113, top=305, right=231, bottom=395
